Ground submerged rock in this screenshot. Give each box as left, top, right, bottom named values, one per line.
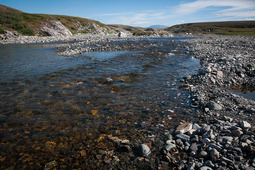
left=138, top=144, right=151, bottom=157
left=175, top=122, right=193, bottom=134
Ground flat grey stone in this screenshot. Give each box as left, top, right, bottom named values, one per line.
left=176, top=134, right=190, bottom=142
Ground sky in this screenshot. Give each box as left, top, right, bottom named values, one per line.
left=1, top=0, right=255, bottom=27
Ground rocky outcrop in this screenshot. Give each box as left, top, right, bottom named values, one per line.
left=40, top=20, right=72, bottom=36
left=118, top=32, right=127, bottom=37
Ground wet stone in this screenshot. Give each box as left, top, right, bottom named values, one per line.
left=221, top=156, right=234, bottom=164
left=199, top=150, right=208, bottom=158
left=231, top=128, right=243, bottom=137
left=210, top=148, right=220, bottom=161
left=190, top=143, right=199, bottom=152
left=208, top=101, right=222, bottom=111
left=200, top=166, right=212, bottom=170
left=175, top=122, right=193, bottom=134
left=204, top=160, right=215, bottom=168
left=138, top=144, right=151, bottom=157
left=191, top=135, right=199, bottom=142
left=239, top=121, right=251, bottom=129
left=187, top=162, right=196, bottom=170
left=176, top=134, right=190, bottom=142
left=45, top=160, right=58, bottom=169
left=165, top=143, right=176, bottom=151
left=219, top=136, right=233, bottom=143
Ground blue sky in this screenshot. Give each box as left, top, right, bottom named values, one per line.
left=1, top=0, right=255, bottom=27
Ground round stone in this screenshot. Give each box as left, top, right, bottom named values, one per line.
left=138, top=144, right=151, bottom=157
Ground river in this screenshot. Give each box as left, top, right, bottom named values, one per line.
left=0, top=37, right=201, bottom=168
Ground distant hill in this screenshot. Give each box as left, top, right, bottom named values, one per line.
left=149, top=25, right=168, bottom=29
left=108, top=24, right=142, bottom=33
left=165, top=21, right=255, bottom=35
left=0, top=4, right=117, bottom=36
left=108, top=24, right=172, bottom=36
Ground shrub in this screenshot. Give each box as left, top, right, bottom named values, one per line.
left=19, top=27, right=35, bottom=36
left=11, top=22, right=26, bottom=30
left=0, top=27, right=4, bottom=34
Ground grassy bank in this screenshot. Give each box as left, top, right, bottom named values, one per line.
left=165, top=21, right=255, bottom=35
left=0, top=4, right=108, bottom=36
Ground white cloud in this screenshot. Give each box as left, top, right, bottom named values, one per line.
left=174, top=0, right=255, bottom=18
left=95, top=0, right=255, bottom=27
left=101, top=10, right=170, bottom=27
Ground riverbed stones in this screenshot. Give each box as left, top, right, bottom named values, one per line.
left=175, top=122, right=193, bottom=134
left=1, top=34, right=255, bottom=169
left=200, top=166, right=212, bottom=170
left=210, top=148, right=220, bottom=161
left=208, top=101, right=222, bottom=111
left=239, top=121, right=251, bottom=129
left=176, top=134, right=190, bottom=142
left=198, top=150, right=208, bottom=158
left=217, top=70, right=224, bottom=79
left=165, top=143, right=176, bottom=151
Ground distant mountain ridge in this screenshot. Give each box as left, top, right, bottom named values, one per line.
left=148, top=25, right=169, bottom=29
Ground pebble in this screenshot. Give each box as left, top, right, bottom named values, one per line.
left=176, top=134, right=190, bottom=142
left=204, top=160, right=214, bottom=168
left=200, top=166, right=212, bottom=170
left=187, top=162, right=196, bottom=170
left=190, top=143, right=199, bottom=152
left=198, top=150, right=208, bottom=158
left=175, top=122, right=193, bottom=134
left=165, top=143, right=176, bottom=151
left=208, top=101, right=222, bottom=111
left=231, top=128, right=243, bottom=137
left=240, top=121, right=251, bottom=129
left=138, top=144, right=151, bottom=157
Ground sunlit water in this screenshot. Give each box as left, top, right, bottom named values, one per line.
left=0, top=37, right=201, bottom=168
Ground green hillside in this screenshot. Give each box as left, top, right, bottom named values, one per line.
left=165, top=21, right=255, bottom=35
left=0, top=4, right=111, bottom=36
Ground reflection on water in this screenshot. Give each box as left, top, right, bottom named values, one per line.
left=0, top=37, right=201, bottom=168
left=0, top=43, right=91, bottom=81
left=83, top=51, right=138, bottom=61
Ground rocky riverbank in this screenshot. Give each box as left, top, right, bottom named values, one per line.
left=0, top=30, right=173, bottom=45
left=90, top=117, right=255, bottom=170
left=80, top=35, right=255, bottom=169
left=184, top=35, right=255, bottom=124
left=0, top=32, right=117, bottom=44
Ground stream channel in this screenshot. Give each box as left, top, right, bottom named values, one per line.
left=0, top=37, right=201, bottom=168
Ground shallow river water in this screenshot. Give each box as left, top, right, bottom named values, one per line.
left=0, top=37, right=201, bottom=168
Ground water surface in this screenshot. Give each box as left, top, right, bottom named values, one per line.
left=0, top=43, right=91, bottom=81
left=0, top=37, right=200, bottom=169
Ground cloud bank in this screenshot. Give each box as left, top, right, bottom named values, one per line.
left=99, top=0, right=255, bottom=27
left=175, top=0, right=255, bottom=18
